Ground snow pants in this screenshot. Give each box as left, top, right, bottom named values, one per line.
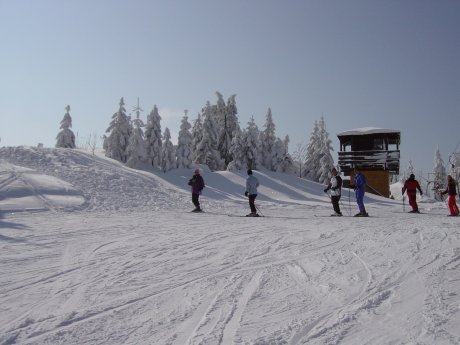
left=331, top=195, right=341, bottom=214
left=408, top=193, right=418, bottom=211
left=355, top=189, right=366, bottom=213
left=248, top=194, right=257, bottom=213
left=448, top=195, right=459, bottom=216
left=192, top=193, right=200, bottom=209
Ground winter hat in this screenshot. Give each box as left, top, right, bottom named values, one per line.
left=194, top=168, right=200, bottom=175
left=409, top=174, right=415, bottom=179
left=247, top=169, right=253, bottom=175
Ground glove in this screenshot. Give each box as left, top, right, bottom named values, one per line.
left=244, top=191, right=248, bottom=197
left=420, top=191, right=423, bottom=196
left=323, top=188, right=328, bottom=193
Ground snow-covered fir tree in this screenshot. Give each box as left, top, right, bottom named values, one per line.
left=56, top=105, right=76, bottom=148
left=103, top=98, right=132, bottom=163
left=433, top=146, right=447, bottom=188
left=243, top=116, right=260, bottom=170
left=215, top=93, right=240, bottom=167
left=302, top=121, right=320, bottom=181
left=144, top=105, right=162, bottom=169
left=260, top=108, right=276, bottom=171
left=227, top=128, right=246, bottom=171
left=161, top=128, right=176, bottom=172
left=194, top=104, right=223, bottom=171
left=272, top=138, right=285, bottom=172
left=126, top=111, right=146, bottom=168
left=271, top=135, right=294, bottom=173
left=190, top=113, right=203, bottom=163
left=317, top=116, right=335, bottom=184
left=176, top=110, right=193, bottom=169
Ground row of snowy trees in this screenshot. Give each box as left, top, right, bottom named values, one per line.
left=100, top=93, right=296, bottom=173
left=54, top=94, right=336, bottom=183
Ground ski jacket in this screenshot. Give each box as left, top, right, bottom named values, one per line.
left=441, top=180, right=458, bottom=196
left=246, top=175, right=259, bottom=195
left=353, top=173, right=366, bottom=192
left=402, top=178, right=422, bottom=196
left=189, top=174, right=205, bottom=194
left=325, top=175, right=342, bottom=196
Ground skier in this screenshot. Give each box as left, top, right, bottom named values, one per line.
left=245, top=169, right=260, bottom=217
left=188, top=168, right=205, bottom=212
left=402, top=173, right=423, bottom=213
left=440, top=175, right=459, bottom=216
left=351, top=167, right=368, bottom=217
left=323, top=168, right=343, bottom=216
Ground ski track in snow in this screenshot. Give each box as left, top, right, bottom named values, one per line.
left=1, top=147, right=459, bottom=345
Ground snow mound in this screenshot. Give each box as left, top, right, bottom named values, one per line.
left=0, top=162, right=85, bottom=212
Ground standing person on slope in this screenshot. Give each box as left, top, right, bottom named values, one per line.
left=188, top=168, right=205, bottom=212
left=351, top=167, right=368, bottom=217
left=402, top=173, right=423, bottom=213
left=245, top=169, right=260, bottom=217
left=440, top=175, right=459, bottom=216
left=323, top=168, right=343, bottom=216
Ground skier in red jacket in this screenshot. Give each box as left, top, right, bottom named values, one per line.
left=402, top=174, right=423, bottom=213
left=441, top=175, right=459, bottom=216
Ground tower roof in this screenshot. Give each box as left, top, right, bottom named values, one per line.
left=337, top=127, right=400, bottom=137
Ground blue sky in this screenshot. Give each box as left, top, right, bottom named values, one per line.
left=1, top=0, right=459, bottom=176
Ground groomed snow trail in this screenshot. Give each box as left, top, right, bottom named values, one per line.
left=1, top=147, right=459, bottom=344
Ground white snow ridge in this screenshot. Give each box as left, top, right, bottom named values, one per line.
left=1, top=146, right=459, bottom=345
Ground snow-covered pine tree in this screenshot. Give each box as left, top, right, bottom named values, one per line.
left=215, top=93, right=240, bottom=168
left=284, top=134, right=290, bottom=153
left=194, top=103, right=223, bottom=171
left=176, top=110, right=193, bottom=169
left=433, top=146, right=447, bottom=188
left=272, top=138, right=285, bottom=172
left=261, top=108, right=276, bottom=171
left=126, top=111, right=146, bottom=168
left=227, top=128, right=246, bottom=171
left=243, top=116, right=260, bottom=170
left=303, top=121, right=320, bottom=181
left=161, top=128, right=176, bottom=172
left=103, top=98, right=132, bottom=163
left=144, top=105, right=163, bottom=169
left=272, top=135, right=294, bottom=173
left=317, top=116, right=335, bottom=184
left=56, top=105, right=76, bottom=148
left=191, top=113, right=203, bottom=163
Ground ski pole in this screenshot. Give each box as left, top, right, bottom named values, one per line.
left=403, top=195, right=405, bottom=212
left=348, top=187, right=352, bottom=216
left=255, top=204, right=264, bottom=217
left=339, top=198, right=351, bottom=216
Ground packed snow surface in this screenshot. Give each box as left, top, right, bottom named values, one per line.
left=1, top=147, right=459, bottom=345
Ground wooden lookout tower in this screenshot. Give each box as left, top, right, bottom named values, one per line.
left=337, top=128, right=401, bottom=198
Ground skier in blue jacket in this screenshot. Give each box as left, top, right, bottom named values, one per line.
left=245, top=169, right=260, bottom=217
left=351, top=167, right=368, bottom=217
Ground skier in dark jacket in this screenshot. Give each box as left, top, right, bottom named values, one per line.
left=245, top=169, right=260, bottom=217
left=188, top=168, right=205, bottom=212
left=402, top=174, right=423, bottom=213
left=324, top=168, right=342, bottom=216
left=441, top=175, right=459, bottom=216
left=351, top=167, right=368, bottom=217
